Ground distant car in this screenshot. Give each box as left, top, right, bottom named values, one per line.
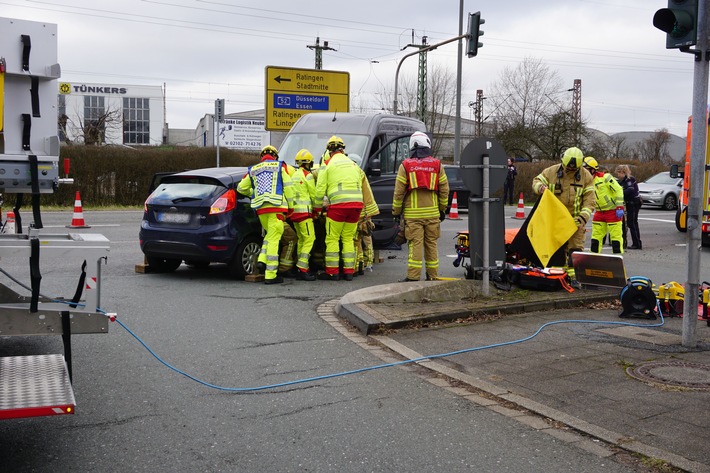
left=637, top=172, right=682, bottom=210
left=139, top=167, right=263, bottom=278
left=443, top=164, right=469, bottom=211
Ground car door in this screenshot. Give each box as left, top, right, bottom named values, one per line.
left=363, top=134, right=411, bottom=249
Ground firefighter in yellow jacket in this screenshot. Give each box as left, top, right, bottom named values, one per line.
left=237, top=145, right=294, bottom=284
left=392, top=132, right=449, bottom=282
left=289, top=149, right=318, bottom=280
left=314, top=136, right=364, bottom=281
left=532, top=146, right=596, bottom=262
left=583, top=156, right=625, bottom=254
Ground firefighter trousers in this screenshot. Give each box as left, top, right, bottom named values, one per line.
left=293, top=218, right=316, bottom=272
left=405, top=218, right=440, bottom=280
left=324, top=208, right=360, bottom=275
left=258, top=213, right=285, bottom=280
left=591, top=220, right=623, bottom=254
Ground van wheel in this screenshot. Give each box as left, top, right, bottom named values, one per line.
left=229, top=235, right=262, bottom=278
left=147, top=256, right=182, bottom=273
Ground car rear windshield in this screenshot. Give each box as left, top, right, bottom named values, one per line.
left=148, top=177, right=226, bottom=203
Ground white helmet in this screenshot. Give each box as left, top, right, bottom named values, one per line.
left=409, top=131, right=431, bottom=150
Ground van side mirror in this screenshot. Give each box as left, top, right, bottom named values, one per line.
left=368, top=157, right=382, bottom=177
left=669, top=164, right=682, bottom=179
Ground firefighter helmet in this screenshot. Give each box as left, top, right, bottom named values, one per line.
left=409, top=131, right=431, bottom=150
left=295, top=149, right=314, bottom=167
left=326, top=135, right=345, bottom=151
left=260, top=145, right=279, bottom=159
left=583, top=156, right=598, bottom=171
left=561, top=147, right=583, bottom=169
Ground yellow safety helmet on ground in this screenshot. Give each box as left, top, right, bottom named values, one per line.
left=260, top=145, right=279, bottom=159
left=561, top=147, right=583, bottom=169
left=326, top=135, right=345, bottom=152
left=295, top=149, right=314, bottom=167
left=583, top=156, right=598, bottom=171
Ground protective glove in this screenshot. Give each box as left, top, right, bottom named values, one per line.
left=393, top=215, right=401, bottom=225
left=615, top=207, right=625, bottom=219
left=440, top=211, right=446, bottom=222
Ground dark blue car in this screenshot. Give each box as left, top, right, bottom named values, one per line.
left=139, top=167, right=263, bottom=278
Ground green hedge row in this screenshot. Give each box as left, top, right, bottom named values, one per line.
left=4, top=146, right=260, bottom=208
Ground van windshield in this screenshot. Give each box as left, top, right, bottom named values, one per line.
left=278, top=133, right=370, bottom=167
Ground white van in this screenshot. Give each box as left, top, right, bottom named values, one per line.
left=278, top=112, right=426, bottom=248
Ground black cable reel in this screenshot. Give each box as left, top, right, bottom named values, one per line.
left=619, top=276, right=657, bottom=319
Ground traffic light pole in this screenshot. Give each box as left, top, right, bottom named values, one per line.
left=682, top=0, right=709, bottom=347
left=393, top=33, right=467, bottom=115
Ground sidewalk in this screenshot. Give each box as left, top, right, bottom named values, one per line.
left=336, top=280, right=710, bottom=473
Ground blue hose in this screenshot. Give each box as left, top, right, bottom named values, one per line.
left=111, top=302, right=665, bottom=393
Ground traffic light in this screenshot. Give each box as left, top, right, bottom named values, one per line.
left=215, top=98, right=225, bottom=121
left=466, top=12, right=484, bottom=58
left=653, top=0, right=698, bottom=49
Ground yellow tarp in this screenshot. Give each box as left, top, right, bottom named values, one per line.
left=526, top=189, right=577, bottom=267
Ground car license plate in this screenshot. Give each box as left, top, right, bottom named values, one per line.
left=157, top=212, right=190, bottom=224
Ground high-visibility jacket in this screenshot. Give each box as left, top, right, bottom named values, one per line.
left=532, top=164, right=595, bottom=225
left=314, top=152, right=363, bottom=209
left=289, top=166, right=316, bottom=222
left=237, top=157, right=293, bottom=214
left=591, top=171, right=624, bottom=212
left=392, top=156, right=449, bottom=219
left=361, top=175, right=379, bottom=218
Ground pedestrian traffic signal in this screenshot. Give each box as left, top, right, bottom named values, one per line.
left=653, top=0, right=698, bottom=49
left=466, top=12, right=484, bottom=58
left=215, top=98, right=225, bottom=121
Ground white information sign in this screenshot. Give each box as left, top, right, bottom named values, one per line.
left=218, top=119, right=270, bottom=151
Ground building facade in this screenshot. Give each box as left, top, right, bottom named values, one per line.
left=58, top=82, right=166, bottom=146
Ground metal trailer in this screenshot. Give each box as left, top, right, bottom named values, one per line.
left=0, top=17, right=110, bottom=420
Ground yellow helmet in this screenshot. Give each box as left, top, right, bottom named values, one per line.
left=561, top=147, right=583, bottom=169
left=295, top=149, right=314, bottom=167
left=260, top=145, right=279, bottom=159
left=326, top=135, right=345, bottom=151
left=583, top=156, right=598, bottom=171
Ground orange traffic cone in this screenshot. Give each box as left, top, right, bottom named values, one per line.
left=3, top=211, right=16, bottom=234
left=448, top=192, right=461, bottom=220
left=67, top=191, right=90, bottom=228
left=512, top=192, right=526, bottom=219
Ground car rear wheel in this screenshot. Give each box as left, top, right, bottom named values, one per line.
left=147, top=256, right=182, bottom=273
left=663, top=193, right=678, bottom=210
left=229, top=235, right=262, bottom=278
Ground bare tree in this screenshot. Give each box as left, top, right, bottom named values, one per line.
left=59, top=105, right=123, bottom=146
left=634, top=128, right=673, bottom=163
left=487, top=57, right=579, bottom=160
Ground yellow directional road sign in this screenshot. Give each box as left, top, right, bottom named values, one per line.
left=265, top=66, right=349, bottom=131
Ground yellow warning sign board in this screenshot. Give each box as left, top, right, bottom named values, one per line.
left=265, top=66, right=349, bottom=131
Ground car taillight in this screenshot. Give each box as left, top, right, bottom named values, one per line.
left=210, top=189, right=236, bottom=215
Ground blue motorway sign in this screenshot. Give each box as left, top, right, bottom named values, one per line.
left=273, top=94, right=329, bottom=111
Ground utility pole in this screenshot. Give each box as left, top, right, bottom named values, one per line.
left=475, top=89, right=484, bottom=137
left=307, top=37, right=336, bottom=70
left=417, top=36, right=428, bottom=123
left=571, top=79, right=581, bottom=144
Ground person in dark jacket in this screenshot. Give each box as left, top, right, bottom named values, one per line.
left=615, top=164, right=642, bottom=250
left=503, top=158, right=517, bottom=205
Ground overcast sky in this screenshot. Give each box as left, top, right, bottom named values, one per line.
left=1, top=0, right=696, bottom=138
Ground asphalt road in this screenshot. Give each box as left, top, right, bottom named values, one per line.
left=0, top=208, right=704, bottom=472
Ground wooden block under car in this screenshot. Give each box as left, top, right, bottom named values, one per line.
left=245, top=273, right=265, bottom=282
